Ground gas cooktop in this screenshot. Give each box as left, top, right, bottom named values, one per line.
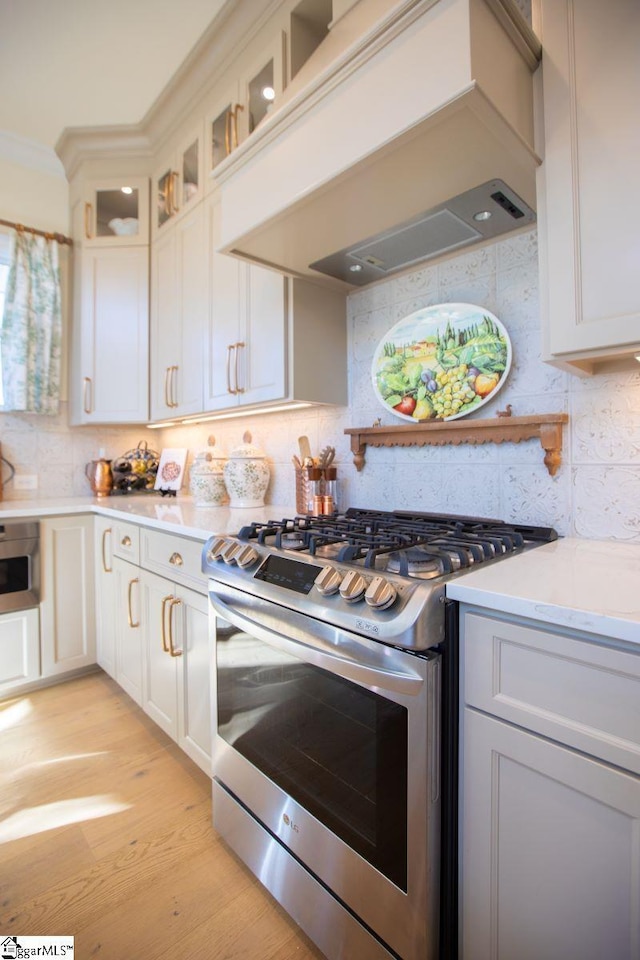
left=203, top=508, right=557, bottom=651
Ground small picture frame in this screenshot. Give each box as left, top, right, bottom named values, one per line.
left=154, top=448, right=188, bottom=492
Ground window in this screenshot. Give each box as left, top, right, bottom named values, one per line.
left=0, top=231, right=11, bottom=406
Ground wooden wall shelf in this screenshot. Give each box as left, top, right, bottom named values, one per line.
left=344, top=413, right=569, bottom=476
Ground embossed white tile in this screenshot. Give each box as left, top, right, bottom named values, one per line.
left=438, top=245, right=496, bottom=285
left=505, top=325, right=569, bottom=397
left=37, top=431, right=74, bottom=467
left=437, top=275, right=497, bottom=312
left=500, top=464, right=572, bottom=535
left=392, top=264, right=438, bottom=302
left=571, top=386, right=640, bottom=464
left=495, top=263, right=540, bottom=328
left=390, top=461, right=444, bottom=511
left=495, top=228, right=538, bottom=271
left=573, top=466, right=640, bottom=541
left=439, top=464, right=501, bottom=516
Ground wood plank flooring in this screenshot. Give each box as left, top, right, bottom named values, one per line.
left=0, top=671, right=325, bottom=959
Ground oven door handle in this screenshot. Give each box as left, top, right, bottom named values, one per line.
left=210, top=593, right=426, bottom=697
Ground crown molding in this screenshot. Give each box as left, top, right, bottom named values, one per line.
left=55, top=124, right=154, bottom=180
left=0, top=129, right=66, bottom=179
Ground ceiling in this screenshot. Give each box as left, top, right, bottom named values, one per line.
left=0, top=0, right=228, bottom=160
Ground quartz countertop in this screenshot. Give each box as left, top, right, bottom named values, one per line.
left=0, top=495, right=295, bottom=542
left=446, top=537, right=640, bottom=646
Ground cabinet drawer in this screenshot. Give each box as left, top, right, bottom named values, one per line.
left=463, top=611, right=640, bottom=775
left=139, top=528, right=206, bottom=594
left=112, top=520, right=140, bottom=564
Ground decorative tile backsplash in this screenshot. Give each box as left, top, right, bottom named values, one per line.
left=1, top=226, right=638, bottom=543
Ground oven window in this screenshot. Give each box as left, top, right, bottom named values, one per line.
left=0, top=556, right=29, bottom=594
left=217, top=628, right=408, bottom=891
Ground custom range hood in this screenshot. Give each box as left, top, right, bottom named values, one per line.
left=215, top=0, right=542, bottom=289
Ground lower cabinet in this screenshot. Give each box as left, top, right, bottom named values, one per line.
left=0, top=608, right=40, bottom=693
left=95, top=518, right=211, bottom=774
left=459, top=609, right=640, bottom=960
left=40, top=515, right=96, bottom=677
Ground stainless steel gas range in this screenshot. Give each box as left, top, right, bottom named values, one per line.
left=202, top=509, right=557, bottom=960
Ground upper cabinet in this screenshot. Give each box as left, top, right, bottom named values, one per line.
left=74, top=177, right=150, bottom=246
left=153, top=122, right=205, bottom=235
left=207, top=34, right=286, bottom=177
left=536, top=0, right=640, bottom=373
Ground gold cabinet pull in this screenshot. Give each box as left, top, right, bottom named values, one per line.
left=231, top=103, right=244, bottom=149
left=102, top=527, right=112, bottom=573
left=170, top=171, right=180, bottom=214
left=170, top=365, right=179, bottom=408
left=121, top=535, right=132, bottom=547
left=161, top=594, right=173, bottom=652
left=168, top=598, right=183, bottom=657
left=224, top=109, right=232, bottom=157
left=169, top=552, right=183, bottom=567
left=127, top=578, right=140, bottom=628
left=164, top=366, right=172, bottom=407
left=83, top=376, right=92, bottom=414
left=84, top=202, right=93, bottom=240
left=235, top=341, right=245, bottom=394
left=226, top=344, right=237, bottom=394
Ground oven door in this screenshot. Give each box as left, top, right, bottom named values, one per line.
left=210, top=581, right=441, bottom=960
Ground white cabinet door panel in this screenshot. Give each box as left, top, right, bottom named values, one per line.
left=0, top=609, right=40, bottom=693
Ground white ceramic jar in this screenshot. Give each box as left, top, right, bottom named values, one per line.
left=223, top=431, right=270, bottom=508
left=189, top=436, right=228, bottom=507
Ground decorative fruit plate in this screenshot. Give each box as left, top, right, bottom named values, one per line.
left=371, top=302, right=512, bottom=423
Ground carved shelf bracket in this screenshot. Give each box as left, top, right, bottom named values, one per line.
left=344, top=413, right=569, bottom=476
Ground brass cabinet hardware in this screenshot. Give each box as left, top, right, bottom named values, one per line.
left=226, top=344, right=237, bottom=394
left=161, top=594, right=173, bottom=652
left=235, top=341, right=245, bottom=394
left=101, top=527, right=112, bottom=573
left=127, top=578, right=140, bottom=628
left=224, top=109, right=232, bottom=157
left=166, top=171, right=174, bottom=217
left=231, top=103, right=244, bottom=149
left=83, top=376, right=93, bottom=415
left=170, top=365, right=179, bottom=408
left=168, top=598, right=183, bottom=657
left=164, top=366, right=172, bottom=407
left=84, top=202, right=93, bottom=240
left=121, top=535, right=132, bottom=547
left=169, top=552, right=183, bottom=567
left=170, top=172, right=180, bottom=214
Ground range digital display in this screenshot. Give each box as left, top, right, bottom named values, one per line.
left=253, top=555, right=322, bottom=595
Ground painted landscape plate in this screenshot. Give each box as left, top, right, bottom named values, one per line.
left=371, top=303, right=512, bottom=423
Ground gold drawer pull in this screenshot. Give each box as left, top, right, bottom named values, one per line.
left=169, top=552, right=183, bottom=567
left=102, top=527, right=112, bottom=573
left=161, top=594, right=173, bottom=652
left=168, top=598, right=183, bottom=657
left=127, top=578, right=140, bottom=628
left=121, top=535, right=132, bottom=547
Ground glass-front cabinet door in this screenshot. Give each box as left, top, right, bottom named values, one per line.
left=76, top=177, right=150, bottom=246
left=153, top=122, right=204, bottom=235
left=208, top=35, right=286, bottom=178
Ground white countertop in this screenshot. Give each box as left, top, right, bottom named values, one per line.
left=447, top=538, right=640, bottom=646
left=0, top=495, right=295, bottom=541
left=3, top=498, right=639, bottom=645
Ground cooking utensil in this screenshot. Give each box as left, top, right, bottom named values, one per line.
left=298, top=436, right=313, bottom=464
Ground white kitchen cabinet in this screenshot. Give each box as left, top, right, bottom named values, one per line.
left=70, top=244, right=149, bottom=425
left=40, top=516, right=96, bottom=677
left=207, top=35, right=285, bottom=178
left=205, top=195, right=347, bottom=414
left=150, top=202, right=207, bottom=420
left=153, top=122, right=204, bottom=236
left=535, top=0, right=640, bottom=373
left=73, top=176, right=150, bottom=246
left=0, top=608, right=40, bottom=694
left=113, top=554, right=143, bottom=705
left=94, top=516, right=116, bottom=679
left=459, top=609, right=640, bottom=960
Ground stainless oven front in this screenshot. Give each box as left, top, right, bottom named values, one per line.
left=210, top=581, right=441, bottom=960
left=0, top=521, right=40, bottom=613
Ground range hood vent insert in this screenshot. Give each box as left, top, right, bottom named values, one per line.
left=309, top=179, right=536, bottom=286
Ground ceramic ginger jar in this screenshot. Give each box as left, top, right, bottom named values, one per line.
left=223, top=431, right=270, bottom=508
left=189, top=436, right=228, bottom=507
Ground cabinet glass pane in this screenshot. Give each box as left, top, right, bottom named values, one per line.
left=182, top=140, right=199, bottom=205
left=157, top=170, right=171, bottom=228
left=96, top=188, right=140, bottom=238
left=248, top=60, right=275, bottom=134
left=211, top=105, right=232, bottom=170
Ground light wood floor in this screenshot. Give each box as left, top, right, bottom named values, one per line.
left=0, top=671, right=325, bottom=960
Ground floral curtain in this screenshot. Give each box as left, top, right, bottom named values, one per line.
left=1, top=230, right=62, bottom=415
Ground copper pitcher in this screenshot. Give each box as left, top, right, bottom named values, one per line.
left=85, top=458, right=113, bottom=498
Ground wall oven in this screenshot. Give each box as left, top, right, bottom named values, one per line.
left=0, top=521, right=40, bottom=613
left=204, top=509, right=557, bottom=960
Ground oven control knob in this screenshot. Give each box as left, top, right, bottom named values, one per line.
left=207, top=537, right=229, bottom=561
left=364, top=576, right=397, bottom=610
left=221, top=541, right=242, bottom=564
left=314, top=565, right=342, bottom=596
left=339, top=570, right=367, bottom=603
left=235, top=545, right=259, bottom=569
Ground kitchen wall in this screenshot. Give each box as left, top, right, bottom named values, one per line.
left=3, top=224, right=638, bottom=542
